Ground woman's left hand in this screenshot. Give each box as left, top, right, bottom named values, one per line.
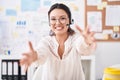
left=75, top=25, right=96, bottom=46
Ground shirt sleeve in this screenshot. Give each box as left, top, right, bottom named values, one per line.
left=75, top=35, right=96, bottom=56
left=33, top=37, right=50, bottom=66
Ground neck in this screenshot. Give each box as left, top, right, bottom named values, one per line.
left=55, top=33, right=69, bottom=44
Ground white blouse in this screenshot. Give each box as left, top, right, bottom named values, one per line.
left=32, top=33, right=94, bottom=80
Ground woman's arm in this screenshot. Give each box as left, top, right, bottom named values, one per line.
left=20, top=37, right=50, bottom=72
left=76, top=36, right=96, bottom=55
left=75, top=25, right=97, bottom=55
left=20, top=41, right=38, bottom=72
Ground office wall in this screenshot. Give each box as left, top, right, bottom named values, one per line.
left=0, top=0, right=84, bottom=55
left=95, top=42, right=120, bottom=79
left=0, top=0, right=120, bottom=80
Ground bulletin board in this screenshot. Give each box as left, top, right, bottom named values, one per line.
left=85, top=0, right=120, bottom=42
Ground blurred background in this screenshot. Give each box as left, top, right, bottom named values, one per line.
left=0, top=0, right=120, bottom=80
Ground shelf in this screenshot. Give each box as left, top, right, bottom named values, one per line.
left=81, top=55, right=95, bottom=80
left=0, top=55, right=95, bottom=80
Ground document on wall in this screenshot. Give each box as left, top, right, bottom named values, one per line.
left=108, top=0, right=120, bottom=1
left=87, top=0, right=102, bottom=6
left=87, top=12, right=102, bottom=32
left=21, top=0, right=40, bottom=11
left=106, top=5, right=120, bottom=26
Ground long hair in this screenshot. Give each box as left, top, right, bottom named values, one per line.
left=48, top=3, right=75, bottom=36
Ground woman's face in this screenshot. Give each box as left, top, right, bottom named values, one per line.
left=49, top=9, right=69, bottom=36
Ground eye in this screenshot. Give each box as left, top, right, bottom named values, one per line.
left=50, top=18, right=56, bottom=21
left=61, top=17, right=66, bottom=20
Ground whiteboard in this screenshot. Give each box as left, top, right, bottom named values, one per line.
left=0, top=0, right=85, bottom=55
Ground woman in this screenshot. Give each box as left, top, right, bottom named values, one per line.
left=20, top=3, right=96, bottom=80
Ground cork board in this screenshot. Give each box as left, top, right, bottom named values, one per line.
left=85, top=0, right=120, bottom=42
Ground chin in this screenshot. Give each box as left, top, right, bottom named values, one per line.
left=55, top=32, right=67, bottom=36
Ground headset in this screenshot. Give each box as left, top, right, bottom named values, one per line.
left=66, top=19, right=74, bottom=26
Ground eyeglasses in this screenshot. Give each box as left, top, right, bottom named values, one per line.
left=50, top=17, right=68, bottom=25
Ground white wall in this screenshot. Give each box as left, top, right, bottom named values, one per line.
left=95, top=42, right=120, bottom=79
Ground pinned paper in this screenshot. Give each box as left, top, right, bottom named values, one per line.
left=10, top=17, right=16, bottom=22
left=102, top=2, right=107, bottom=8
left=16, top=6, right=20, bottom=11
left=12, top=32, right=19, bottom=38
left=6, top=9, right=17, bottom=16
left=0, top=7, right=3, bottom=11
left=94, top=33, right=108, bottom=40
left=97, top=5, right=103, bottom=10
left=21, top=0, right=40, bottom=11
left=103, top=34, right=109, bottom=40
left=103, top=30, right=113, bottom=34
left=97, top=1, right=107, bottom=10
left=70, top=3, right=79, bottom=11
left=87, top=0, right=102, bottom=6
left=111, top=32, right=120, bottom=39
left=113, top=26, right=119, bottom=32
left=106, top=6, right=120, bottom=26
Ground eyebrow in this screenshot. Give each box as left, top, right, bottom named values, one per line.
left=50, top=15, right=68, bottom=18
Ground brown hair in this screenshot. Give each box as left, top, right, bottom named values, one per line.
left=48, top=3, right=75, bottom=36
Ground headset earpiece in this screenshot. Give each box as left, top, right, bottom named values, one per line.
left=71, top=19, right=74, bottom=24
left=70, top=19, right=74, bottom=25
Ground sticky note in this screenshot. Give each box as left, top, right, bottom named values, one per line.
left=97, top=5, right=103, bottom=10
left=10, top=17, right=16, bottom=22
left=12, top=32, right=19, bottom=38
left=103, top=34, right=108, bottom=40
left=6, top=9, right=17, bottom=16
left=113, top=26, right=119, bottom=32
left=16, top=6, right=20, bottom=11
left=0, top=7, right=3, bottom=11
left=102, top=2, right=107, bottom=8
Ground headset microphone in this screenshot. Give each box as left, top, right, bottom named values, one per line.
left=66, top=24, right=70, bottom=26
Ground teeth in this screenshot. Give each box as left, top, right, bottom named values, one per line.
left=56, top=27, right=63, bottom=30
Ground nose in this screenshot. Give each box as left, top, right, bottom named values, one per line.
left=56, top=19, right=61, bottom=24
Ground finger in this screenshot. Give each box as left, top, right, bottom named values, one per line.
left=19, top=58, right=28, bottom=66
left=22, top=53, right=30, bottom=57
left=28, top=41, right=34, bottom=51
left=91, top=37, right=96, bottom=42
left=20, top=53, right=29, bottom=65
left=19, top=60, right=23, bottom=66
left=85, top=26, right=90, bottom=33
left=91, top=42, right=97, bottom=49
left=75, top=24, right=83, bottom=33
left=90, top=32, right=95, bottom=37
left=20, top=58, right=30, bottom=72
left=20, top=59, right=24, bottom=66
left=21, top=53, right=30, bottom=60
left=24, top=64, right=28, bottom=72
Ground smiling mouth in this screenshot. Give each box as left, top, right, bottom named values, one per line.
left=55, top=27, right=63, bottom=30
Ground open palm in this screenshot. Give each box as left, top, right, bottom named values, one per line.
left=76, top=25, right=96, bottom=46
left=20, top=41, right=37, bottom=72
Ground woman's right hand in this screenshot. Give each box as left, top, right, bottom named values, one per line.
left=20, top=41, right=38, bottom=72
